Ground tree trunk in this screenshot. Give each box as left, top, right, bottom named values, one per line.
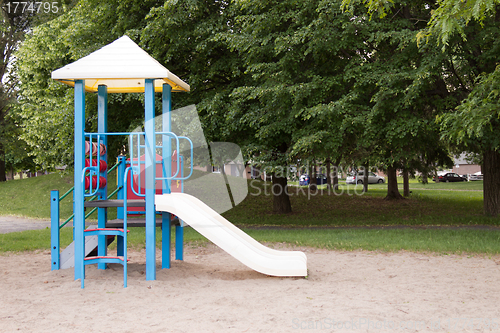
left=385, top=166, right=403, bottom=200
left=403, top=169, right=410, bottom=197
left=332, top=158, right=341, bottom=190
left=421, top=167, right=429, bottom=184
left=483, top=149, right=500, bottom=216
left=310, top=160, right=317, bottom=185
left=362, top=162, right=369, bottom=193
left=434, top=169, right=439, bottom=183
left=309, top=160, right=317, bottom=191
left=332, top=169, right=339, bottom=190
left=325, top=158, right=331, bottom=190
left=0, top=143, right=6, bottom=182
left=272, top=172, right=292, bottom=213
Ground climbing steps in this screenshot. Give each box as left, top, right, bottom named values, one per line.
left=83, top=225, right=128, bottom=287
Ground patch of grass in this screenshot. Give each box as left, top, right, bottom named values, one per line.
left=0, top=172, right=74, bottom=219
left=0, top=226, right=206, bottom=254
left=242, top=228, right=500, bottom=254
left=1, top=171, right=500, bottom=255
left=0, top=173, right=496, bottom=227
left=2, top=225, right=500, bottom=255
left=0, top=170, right=119, bottom=221
left=403, top=180, right=483, bottom=191
left=0, top=227, right=72, bottom=253
left=223, top=180, right=498, bottom=227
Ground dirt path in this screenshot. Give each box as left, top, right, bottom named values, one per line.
left=0, top=216, right=52, bottom=234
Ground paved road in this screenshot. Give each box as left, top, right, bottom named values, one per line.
left=0, top=216, right=73, bottom=234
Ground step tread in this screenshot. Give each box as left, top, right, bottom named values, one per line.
left=84, top=228, right=130, bottom=234
left=84, top=199, right=145, bottom=208
left=84, top=256, right=130, bottom=263
left=106, top=217, right=180, bottom=228
left=85, top=255, right=125, bottom=261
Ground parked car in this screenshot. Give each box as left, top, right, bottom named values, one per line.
left=468, top=172, right=483, bottom=181
left=432, top=172, right=467, bottom=182
left=345, top=171, right=385, bottom=184
left=299, top=174, right=328, bottom=186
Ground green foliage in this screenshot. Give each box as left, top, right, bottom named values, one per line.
left=342, top=0, right=500, bottom=47
left=14, top=1, right=164, bottom=168
left=440, top=65, right=500, bottom=152
left=219, top=0, right=376, bottom=171
left=341, top=0, right=395, bottom=18
left=13, top=0, right=500, bottom=214
left=142, top=0, right=247, bottom=144
left=422, top=0, right=500, bottom=48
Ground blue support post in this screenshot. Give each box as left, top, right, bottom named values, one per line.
left=117, top=155, right=126, bottom=257
left=97, top=85, right=108, bottom=270
left=144, top=79, right=156, bottom=280
left=50, top=190, right=60, bottom=270
left=163, top=212, right=171, bottom=268
left=176, top=157, right=184, bottom=261
left=73, top=80, right=86, bottom=287
left=162, top=83, right=172, bottom=269
left=175, top=225, right=183, bottom=260
left=117, top=155, right=126, bottom=219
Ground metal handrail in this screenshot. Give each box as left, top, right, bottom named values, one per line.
left=82, top=166, right=100, bottom=197
left=129, top=131, right=182, bottom=188
left=127, top=166, right=145, bottom=198
left=57, top=160, right=121, bottom=201
left=59, top=187, right=74, bottom=201
left=57, top=160, right=122, bottom=229
left=59, top=186, right=123, bottom=229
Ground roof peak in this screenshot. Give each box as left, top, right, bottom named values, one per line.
left=51, top=35, right=189, bottom=93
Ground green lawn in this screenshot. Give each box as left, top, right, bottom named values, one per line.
left=224, top=179, right=493, bottom=227
left=0, top=171, right=499, bottom=255
left=0, top=170, right=118, bottom=221
left=2, top=225, right=500, bottom=255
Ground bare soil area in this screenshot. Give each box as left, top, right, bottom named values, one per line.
left=1, top=245, right=499, bottom=332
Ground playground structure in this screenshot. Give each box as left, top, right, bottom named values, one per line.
left=50, top=36, right=307, bottom=288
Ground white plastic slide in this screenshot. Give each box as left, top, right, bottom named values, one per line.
left=60, top=225, right=98, bottom=269
left=155, top=193, right=307, bottom=277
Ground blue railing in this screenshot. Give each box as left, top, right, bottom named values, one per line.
left=50, top=130, right=194, bottom=271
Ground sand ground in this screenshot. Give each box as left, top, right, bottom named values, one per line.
left=1, top=244, right=500, bottom=333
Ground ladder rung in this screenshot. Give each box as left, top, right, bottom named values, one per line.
left=84, top=228, right=129, bottom=237
left=84, top=199, right=145, bottom=208
left=84, top=256, right=129, bottom=265
left=85, top=256, right=125, bottom=261
left=85, top=228, right=129, bottom=233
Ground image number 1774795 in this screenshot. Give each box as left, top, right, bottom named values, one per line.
left=3, top=1, right=59, bottom=14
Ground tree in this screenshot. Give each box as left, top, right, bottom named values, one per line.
left=337, top=2, right=455, bottom=199
left=440, top=68, right=500, bottom=216
left=342, top=0, right=500, bottom=214
left=224, top=0, right=367, bottom=211
left=15, top=0, right=162, bottom=168
left=0, top=1, right=28, bottom=181
left=1, top=0, right=78, bottom=180
left=144, top=0, right=453, bottom=206
left=143, top=0, right=359, bottom=212
left=346, top=0, right=500, bottom=214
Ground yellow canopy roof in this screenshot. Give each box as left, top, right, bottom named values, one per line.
left=51, top=36, right=190, bottom=93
